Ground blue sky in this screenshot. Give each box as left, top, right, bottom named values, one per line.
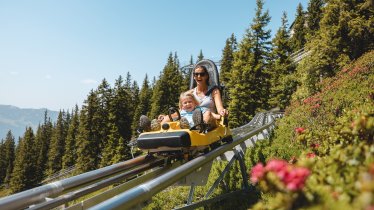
left=0, top=0, right=308, bottom=111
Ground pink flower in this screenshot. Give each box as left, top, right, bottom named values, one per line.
left=250, top=163, right=265, bottom=183
left=265, top=159, right=290, bottom=180
left=310, top=143, right=320, bottom=149
left=295, top=127, right=305, bottom=134
left=306, top=152, right=316, bottom=158
left=265, top=159, right=288, bottom=172
left=312, top=104, right=320, bottom=109
left=283, top=167, right=310, bottom=191
left=251, top=159, right=311, bottom=191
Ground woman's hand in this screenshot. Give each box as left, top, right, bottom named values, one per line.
left=219, top=109, right=228, bottom=116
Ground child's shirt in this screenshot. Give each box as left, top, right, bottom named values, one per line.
left=180, top=106, right=207, bottom=127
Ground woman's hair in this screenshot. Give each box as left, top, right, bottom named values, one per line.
left=179, top=91, right=199, bottom=110
left=194, top=65, right=210, bottom=86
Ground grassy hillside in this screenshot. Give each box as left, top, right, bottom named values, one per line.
left=145, top=51, right=373, bottom=209
left=246, top=50, right=373, bottom=209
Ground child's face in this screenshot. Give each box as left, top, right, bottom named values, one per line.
left=181, top=96, right=196, bottom=112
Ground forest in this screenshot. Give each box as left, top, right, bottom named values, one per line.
left=0, top=0, right=373, bottom=209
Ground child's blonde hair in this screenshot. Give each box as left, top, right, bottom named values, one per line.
left=179, top=92, right=199, bottom=110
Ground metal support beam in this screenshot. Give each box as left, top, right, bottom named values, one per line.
left=204, top=155, right=236, bottom=199
left=186, top=182, right=195, bottom=205
left=236, top=149, right=249, bottom=190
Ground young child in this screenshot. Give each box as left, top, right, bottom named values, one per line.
left=178, top=92, right=202, bottom=128
left=139, top=92, right=221, bottom=132
left=178, top=92, right=221, bottom=129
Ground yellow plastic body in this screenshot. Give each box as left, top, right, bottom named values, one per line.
left=140, top=117, right=231, bottom=149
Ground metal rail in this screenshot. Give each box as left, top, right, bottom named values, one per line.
left=29, top=158, right=165, bottom=210
left=89, top=113, right=277, bottom=210
left=0, top=155, right=156, bottom=210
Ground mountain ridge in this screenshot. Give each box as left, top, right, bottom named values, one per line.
left=0, top=105, right=59, bottom=140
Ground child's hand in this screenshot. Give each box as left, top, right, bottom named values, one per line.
left=157, top=114, right=165, bottom=122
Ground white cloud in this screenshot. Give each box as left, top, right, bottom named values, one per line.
left=81, top=79, right=98, bottom=85
left=45, top=74, right=52, bottom=79
left=10, top=71, right=19, bottom=75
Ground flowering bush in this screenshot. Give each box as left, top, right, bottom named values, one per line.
left=246, top=51, right=374, bottom=209
left=250, top=159, right=310, bottom=192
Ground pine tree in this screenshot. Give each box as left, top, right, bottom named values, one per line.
left=3, top=131, right=15, bottom=187
left=290, top=3, right=307, bottom=51
left=228, top=0, right=271, bottom=128
left=125, top=72, right=132, bottom=89
left=306, top=0, right=325, bottom=37
left=96, top=79, right=112, bottom=156
left=0, top=139, right=5, bottom=185
left=100, top=76, right=133, bottom=167
left=47, top=111, right=68, bottom=176
left=220, top=33, right=237, bottom=107
left=34, top=111, right=53, bottom=182
left=173, top=52, right=180, bottom=69
left=62, top=105, right=80, bottom=169
left=132, top=74, right=152, bottom=135
left=150, top=53, right=183, bottom=118
left=268, top=12, right=297, bottom=109
left=10, top=127, right=38, bottom=193
left=130, top=80, right=139, bottom=121
left=75, top=90, right=101, bottom=173
left=180, top=55, right=193, bottom=92
left=189, top=55, right=194, bottom=65
left=197, top=50, right=204, bottom=61
left=293, top=0, right=374, bottom=98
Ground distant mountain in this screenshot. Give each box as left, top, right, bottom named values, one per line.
left=0, top=105, right=59, bottom=141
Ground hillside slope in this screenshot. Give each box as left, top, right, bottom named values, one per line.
left=247, top=50, right=374, bottom=209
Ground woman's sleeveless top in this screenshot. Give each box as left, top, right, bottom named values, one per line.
left=193, top=87, right=216, bottom=112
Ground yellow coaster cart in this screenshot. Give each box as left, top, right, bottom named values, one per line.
left=136, top=59, right=232, bottom=159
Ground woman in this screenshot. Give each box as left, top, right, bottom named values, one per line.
left=139, top=64, right=228, bottom=131
left=189, top=65, right=228, bottom=125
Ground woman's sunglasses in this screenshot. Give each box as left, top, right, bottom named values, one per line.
left=193, top=72, right=207, bottom=77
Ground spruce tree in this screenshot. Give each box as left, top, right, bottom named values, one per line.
left=75, top=90, right=101, bottom=173
left=228, top=0, right=271, bottom=128
left=197, top=50, right=204, bottom=61
left=96, top=79, right=112, bottom=157
left=290, top=3, right=307, bottom=51
left=268, top=12, right=297, bottom=109
left=189, top=55, right=194, bottom=65
left=0, top=139, right=5, bottom=185
left=100, top=76, right=133, bottom=167
left=34, top=111, right=53, bottom=182
left=132, top=74, right=152, bottom=135
left=62, top=105, right=80, bottom=169
left=220, top=33, right=237, bottom=107
left=173, top=52, right=180, bottom=70
left=150, top=53, right=183, bottom=118
left=130, top=80, right=139, bottom=121
left=10, top=127, right=38, bottom=193
left=3, top=131, right=15, bottom=187
left=180, top=55, right=193, bottom=92
left=306, top=0, right=325, bottom=37
left=294, top=0, right=374, bottom=98
left=47, top=111, right=68, bottom=176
